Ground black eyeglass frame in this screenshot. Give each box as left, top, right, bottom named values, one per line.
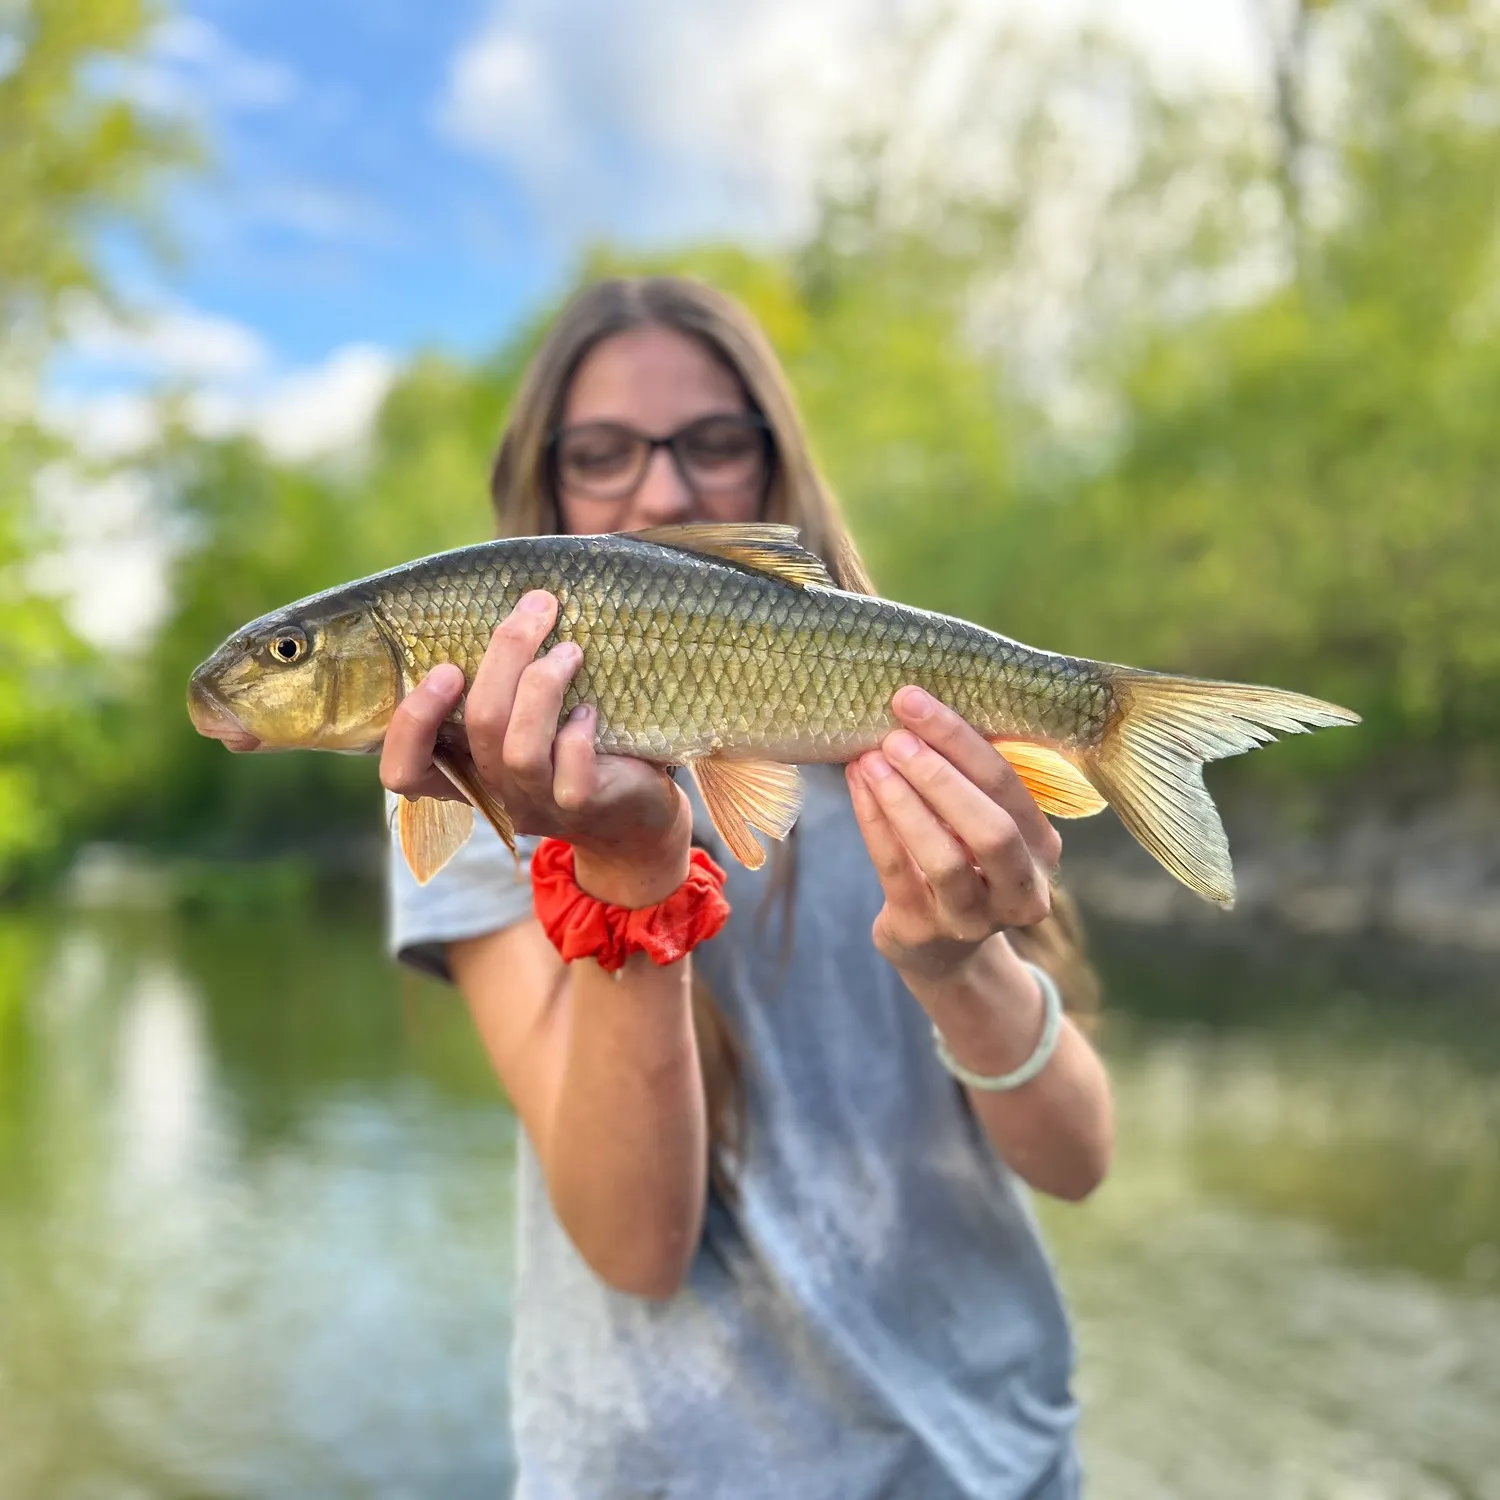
left=546, top=413, right=776, bottom=503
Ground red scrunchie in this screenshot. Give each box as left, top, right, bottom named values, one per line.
left=530, top=837, right=730, bottom=973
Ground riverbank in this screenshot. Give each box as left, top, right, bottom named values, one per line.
left=1061, top=784, right=1500, bottom=955
left=53, top=783, right=1500, bottom=957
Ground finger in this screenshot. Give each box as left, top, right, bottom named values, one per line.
left=883, top=729, right=1051, bottom=925
left=882, top=728, right=1040, bottom=874
left=380, top=665, right=466, bottom=796
left=552, top=705, right=598, bottom=811
left=466, top=592, right=559, bottom=781
left=500, top=640, right=583, bottom=796
left=892, top=687, right=1061, bottom=867
left=858, top=752, right=991, bottom=926
left=847, top=761, right=931, bottom=913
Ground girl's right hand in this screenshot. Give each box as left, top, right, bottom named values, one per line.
left=380, top=590, right=692, bottom=901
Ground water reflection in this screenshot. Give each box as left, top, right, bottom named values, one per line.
left=0, top=906, right=1497, bottom=1497
left=0, top=910, right=516, bottom=1500
left=115, top=958, right=212, bottom=1194
left=1045, top=1029, right=1500, bottom=1497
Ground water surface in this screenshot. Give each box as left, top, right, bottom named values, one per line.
left=1, top=904, right=1496, bottom=1498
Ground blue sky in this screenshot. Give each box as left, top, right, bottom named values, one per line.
left=41, top=0, right=1258, bottom=645
left=140, top=0, right=552, bottom=367
left=54, top=0, right=928, bottom=468
left=75, top=0, right=880, bottom=378
left=72, top=0, right=1259, bottom=377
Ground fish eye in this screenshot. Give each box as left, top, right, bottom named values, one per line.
left=268, top=631, right=306, bottom=664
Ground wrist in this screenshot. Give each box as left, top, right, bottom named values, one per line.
left=931, top=958, right=1064, bottom=1094
left=532, top=831, right=730, bottom=975
left=903, top=935, right=1044, bottom=1062
left=571, top=805, right=694, bottom=908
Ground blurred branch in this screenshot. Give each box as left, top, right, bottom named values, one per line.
left=1251, top=0, right=1314, bottom=285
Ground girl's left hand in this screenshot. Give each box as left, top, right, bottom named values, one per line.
left=846, top=687, right=1062, bottom=983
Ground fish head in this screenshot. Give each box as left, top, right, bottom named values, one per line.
left=187, top=599, right=400, bottom=753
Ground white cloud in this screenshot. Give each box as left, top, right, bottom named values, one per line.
left=107, top=15, right=298, bottom=118
left=0, top=31, right=21, bottom=84
left=437, top=0, right=889, bottom=244
left=187, top=344, right=398, bottom=463
left=36, top=338, right=400, bottom=650
left=29, top=465, right=176, bottom=650
left=40, top=389, right=162, bottom=462
left=435, top=0, right=1260, bottom=246
left=252, top=345, right=398, bottom=462
left=63, top=298, right=270, bottom=382
left=243, top=180, right=393, bottom=242
left=51, top=310, right=397, bottom=467
left=152, top=15, right=295, bottom=104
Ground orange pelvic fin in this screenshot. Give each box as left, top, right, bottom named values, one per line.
left=434, top=746, right=517, bottom=860
left=689, top=756, right=804, bottom=870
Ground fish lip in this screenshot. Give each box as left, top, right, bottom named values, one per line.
left=187, top=678, right=262, bottom=753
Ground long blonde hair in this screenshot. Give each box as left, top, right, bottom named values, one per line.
left=489, top=275, right=1099, bottom=1187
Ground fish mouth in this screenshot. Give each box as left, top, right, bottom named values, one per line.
left=187, top=678, right=262, bottom=753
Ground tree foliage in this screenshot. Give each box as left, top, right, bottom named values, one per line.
left=8, top=0, right=1500, bottom=881
left=0, top=0, right=185, bottom=887
left=1, top=0, right=187, bottom=339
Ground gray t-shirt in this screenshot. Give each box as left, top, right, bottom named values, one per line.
left=388, top=766, right=1081, bottom=1500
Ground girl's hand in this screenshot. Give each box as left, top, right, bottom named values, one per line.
left=380, top=591, right=691, bottom=903
left=846, top=687, right=1062, bottom=984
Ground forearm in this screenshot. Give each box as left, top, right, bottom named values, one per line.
left=904, top=935, right=1114, bottom=1201
left=544, top=951, right=707, bottom=1298
left=540, top=839, right=708, bottom=1299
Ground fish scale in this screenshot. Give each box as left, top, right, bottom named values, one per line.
left=370, top=532, right=1113, bottom=764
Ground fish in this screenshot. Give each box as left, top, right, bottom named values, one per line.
left=186, top=522, right=1359, bottom=903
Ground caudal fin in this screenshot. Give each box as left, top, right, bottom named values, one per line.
left=1078, top=671, right=1359, bottom=907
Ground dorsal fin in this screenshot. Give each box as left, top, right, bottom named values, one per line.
left=629, top=523, right=835, bottom=590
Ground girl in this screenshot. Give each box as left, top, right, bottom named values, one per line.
left=381, top=276, right=1113, bottom=1499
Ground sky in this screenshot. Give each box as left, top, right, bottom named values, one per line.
left=38, top=0, right=1264, bottom=645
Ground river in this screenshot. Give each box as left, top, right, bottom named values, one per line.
left=1, top=902, right=1497, bottom=1498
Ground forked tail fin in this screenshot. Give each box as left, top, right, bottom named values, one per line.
left=1077, top=671, right=1360, bottom=907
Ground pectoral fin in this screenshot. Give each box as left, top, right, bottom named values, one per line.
left=689, top=757, right=803, bottom=870
left=990, top=741, right=1108, bottom=818
left=398, top=796, right=475, bottom=885
left=434, top=746, right=517, bottom=858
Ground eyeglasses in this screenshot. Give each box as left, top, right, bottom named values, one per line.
left=549, top=414, right=773, bottom=502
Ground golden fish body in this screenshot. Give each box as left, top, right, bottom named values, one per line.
left=386, top=533, right=1114, bottom=763
left=188, top=523, right=1358, bottom=901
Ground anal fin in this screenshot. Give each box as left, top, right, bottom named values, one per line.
left=399, top=797, right=474, bottom=885
left=991, top=741, right=1108, bottom=818
left=689, top=757, right=803, bottom=870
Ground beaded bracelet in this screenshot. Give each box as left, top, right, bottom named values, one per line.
left=931, top=960, right=1064, bottom=1092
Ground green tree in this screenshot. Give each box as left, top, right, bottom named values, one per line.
left=0, top=0, right=185, bottom=889
left=47, top=0, right=1500, bottom=868
left=797, top=0, right=1500, bottom=779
